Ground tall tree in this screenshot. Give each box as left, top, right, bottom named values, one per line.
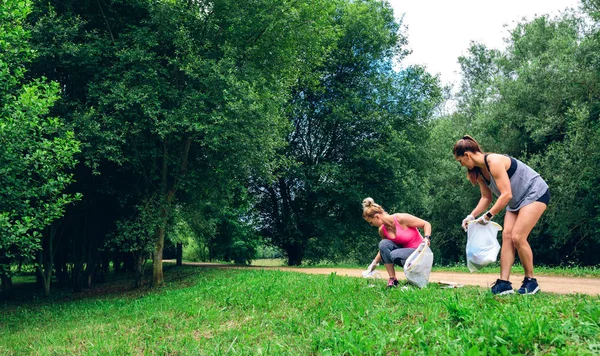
left=253, top=0, right=442, bottom=265
left=0, top=0, right=80, bottom=297
left=431, top=8, right=600, bottom=266
left=29, top=0, right=337, bottom=286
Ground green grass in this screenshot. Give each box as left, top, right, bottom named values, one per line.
left=428, top=264, right=600, bottom=277
left=1, top=266, right=599, bottom=355
left=251, top=259, right=600, bottom=278
left=251, top=258, right=286, bottom=267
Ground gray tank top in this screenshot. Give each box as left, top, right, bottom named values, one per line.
left=483, top=154, right=549, bottom=212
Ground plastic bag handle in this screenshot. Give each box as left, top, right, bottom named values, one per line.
left=467, top=220, right=503, bottom=231
left=405, top=242, right=428, bottom=271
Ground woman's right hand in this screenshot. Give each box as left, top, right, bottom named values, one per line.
left=367, top=259, right=378, bottom=272
left=462, top=214, right=475, bottom=231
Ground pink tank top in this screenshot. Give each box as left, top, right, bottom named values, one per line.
left=381, top=215, right=423, bottom=249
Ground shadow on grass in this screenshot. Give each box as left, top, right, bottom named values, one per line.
left=0, top=264, right=211, bottom=309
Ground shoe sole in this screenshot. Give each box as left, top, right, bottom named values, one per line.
left=493, top=289, right=515, bottom=295
left=518, top=286, right=540, bottom=295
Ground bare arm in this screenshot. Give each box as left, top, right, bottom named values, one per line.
left=470, top=178, right=493, bottom=217
left=396, top=213, right=432, bottom=237
left=370, top=227, right=387, bottom=264
left=372, top=251, right=382, bottom=264
left=486, top=154, right=513, bottom=216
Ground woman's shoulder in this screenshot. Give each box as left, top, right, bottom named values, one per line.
left=393, top=213, right=412, bottom=222
left=486, top=153, right=511, bottom=166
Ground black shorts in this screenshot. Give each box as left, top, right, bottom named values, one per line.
left=536, top=189, right=550, bottom=205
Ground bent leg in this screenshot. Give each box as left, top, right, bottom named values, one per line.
left=389, top=248, right=416, bottom=268
left=500, top=211, right=518, bottom=281
left=511, top=202, right=547, bottom=278
left=379, top=239, right=399, bottom=279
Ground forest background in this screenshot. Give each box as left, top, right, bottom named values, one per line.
left=1, top=0, right=600, bottom=297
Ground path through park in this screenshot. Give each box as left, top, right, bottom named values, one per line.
left=176, top=262, right=600, bottom=295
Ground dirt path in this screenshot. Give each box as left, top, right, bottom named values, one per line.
left=174, top=261, right=600, bottom=295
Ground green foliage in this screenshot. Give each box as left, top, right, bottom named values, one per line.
left=583, top=0, right=600, bottom=20
left=26, top=0, right=341, bottom=285
left=428, top=8, right=600, bottom=266
left=253, top=0, right=442, bottom=265
left=7, top=0, right=595, bottom=300
left=105, top=200, right=159, bottom=255
left=422, top=116, right=480, bottom=264
left=1, top=268, right=598, bottom=354
left=0, top=0, right=80, bottom=277
left=209, top=208, right=262, bottom=265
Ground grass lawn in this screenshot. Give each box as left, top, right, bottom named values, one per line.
left=1, top=265, right=599, bottom=355
left=251, top=259, right=600, bottom=278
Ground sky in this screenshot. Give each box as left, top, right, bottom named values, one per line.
left=388, top=0, right=581, bottom=90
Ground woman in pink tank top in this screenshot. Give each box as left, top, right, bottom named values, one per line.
left=362, top=197, right=431, bottom=288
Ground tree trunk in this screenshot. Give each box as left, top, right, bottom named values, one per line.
left=152, top=224, right=165, bottom=287
left=84, top=255, right=98, bottom=289
left=36, top=268, right=44, bottom=288
left=133, top=252, right=145, bottom=288
left=73, top=207, right=87, bottom=292
left=43, top=272, right=51, bottom=297
left=56, top=261, right=68, bottom=288
left=113, top=255, right=121, bottom=273
left=152, top=141, right=169, bottom=288
left=72, top=261, right=83, bottom=292
left=55, top=239, right=68, bottom=288
left=0, top=274, right=12, bottom=299
left=151, top=137, right=191, bottom=287
left=37, top=225, right=56, bottom=297
left=176, top=242, right=183, bottom=266
left=286, top=243, right=305, bottom=266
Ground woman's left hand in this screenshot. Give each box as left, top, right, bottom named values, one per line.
left=475, top=214, right=491, bottom=225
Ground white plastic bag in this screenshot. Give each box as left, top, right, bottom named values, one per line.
left=403, top=241, right=434, bottom=288
left=361, top=270, right=382, bottom=279
left=466, top=221, right=502, bottom=272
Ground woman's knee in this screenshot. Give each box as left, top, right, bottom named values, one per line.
left=390, top=248, right=415, bottom=267
left=378, top=240, right=395, bottom=264
left=502, top=230, right=513, bottom=243
left=378, top=239, right=394, bottom=251
left=511, top=233, right=528, bottom=247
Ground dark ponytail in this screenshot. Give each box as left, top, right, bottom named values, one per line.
left=453, top=135, right=482, bottom=156
left=453, top=135, right=483, bottom=185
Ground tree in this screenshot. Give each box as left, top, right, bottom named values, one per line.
left=438, top=8, right=600, bottom=266
left=253, top=0, right=442, bottom=265
left=104, top=198, right=159, bottom=288
left=29, top=0, right=338, bottom=286
left=0, top=0, right=80, bottom=297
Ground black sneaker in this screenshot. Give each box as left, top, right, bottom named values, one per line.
left=491, top=279, right=514, bottom=295
left=387, top=277, right=399, bottom=288
left=518, top=277, right=540, bottom=295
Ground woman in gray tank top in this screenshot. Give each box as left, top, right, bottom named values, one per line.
left=453, top=135, right=550, bottom=296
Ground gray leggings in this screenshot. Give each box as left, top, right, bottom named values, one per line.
left=379, top=239, right=415, bottom=267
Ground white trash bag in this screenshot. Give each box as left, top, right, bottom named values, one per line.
left=403, top=241, right=434, bottom=288
left=361, top=270, right=382, bottom=279
left=466, top=221, right=502, bottom=272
